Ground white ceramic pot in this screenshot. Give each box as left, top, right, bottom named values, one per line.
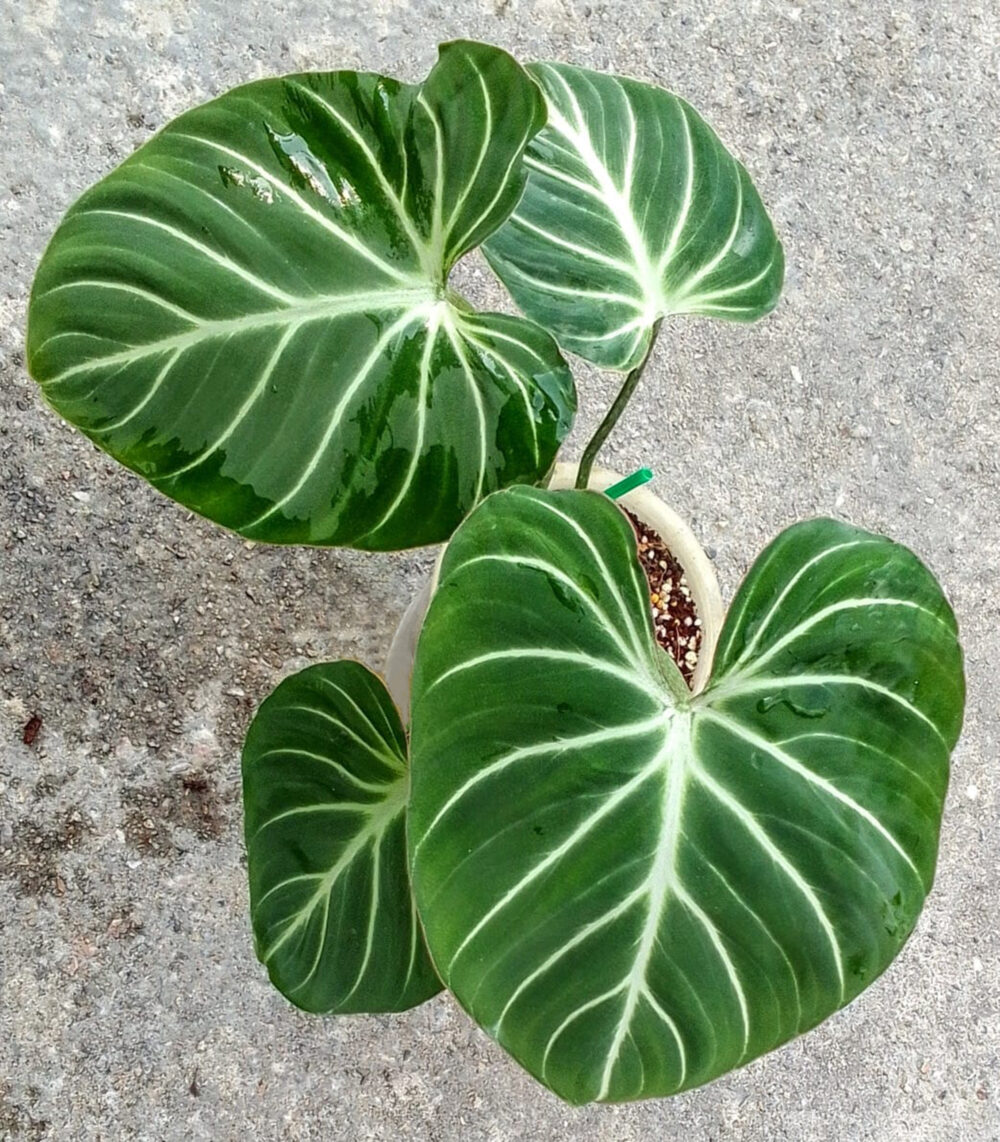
left=384, top=462, right=724, bottom=719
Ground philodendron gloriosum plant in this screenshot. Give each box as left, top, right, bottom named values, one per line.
left=27, top=40, right=963, bottom=1105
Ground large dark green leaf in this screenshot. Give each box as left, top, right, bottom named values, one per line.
left=27, top=41, right=574, bottom=550
left=408, top=487, right=963, bottom=1103
left=243, top=661, right=440, bottom=1013
left=484, top=63, right=784, bottom=370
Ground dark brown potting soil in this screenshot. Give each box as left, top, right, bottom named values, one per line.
left=622, top=507, right=702, bottom=689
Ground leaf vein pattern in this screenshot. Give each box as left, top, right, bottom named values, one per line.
left=425, top=646, right=654, bottom=696
left=43, top=289, right=432, bottom=387
left=710, top=672, right=945, bottom=746
left=444, top=553, right=640, bottom=665
left=727, top=598, right=954, bottom=684
left=721, top=539, right=879, bottom=667
left=523, top=496, right=651, bottom=662
left=457, top=329, right=540, bottom=465
left=598, top=720, right=691, bottom=1098
left=445, top=752, right=667, bottom=972
left=283, top=703, right=401, bottom=771
left=161, top=321, right=302, bottom=479
left=253, top=746, right=389, bottom=794
left=412, top=714, right=669, bottom=859
left=289, top=82, right=429, bottom=272
left=175, top=131, right=422, bottom=285
left=440, top=310, right=489, bottom=506
left=689, top=748, right=846, bottom=997
left=73, top=207, right=299, bottom=304
left=241, top=309, right=419, bottom=531
left=701, top=709, right=929, bottom=883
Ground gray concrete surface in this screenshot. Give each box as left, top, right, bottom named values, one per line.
left=2, top=1, right=998, bottom=1139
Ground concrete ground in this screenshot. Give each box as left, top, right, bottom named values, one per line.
left=2, top=1, right=998, bottom=1139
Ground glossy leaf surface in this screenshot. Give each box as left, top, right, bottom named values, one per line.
left=243, top=661, right=440, bottom=1013
left=28, top=41, right=574, bottom=550
left=484, top=63, right=784, bottom=370
left=409, top=487, right=963, bottom=1103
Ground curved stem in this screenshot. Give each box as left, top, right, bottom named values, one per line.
left=574, top=319, right=664, bottom=489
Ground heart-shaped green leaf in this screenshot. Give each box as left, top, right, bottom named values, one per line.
left=408, top=487, right=963, bottom=1103
left=27, top=41, right=575, bottom=550
left=243, top=661, right=440, bottom=1013
left=483, top=63, right=784, bottom=370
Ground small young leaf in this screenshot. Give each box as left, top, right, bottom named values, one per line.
left=408, top=487, right=963, bottom=1103
left=484, top=63, right=785, bottom=370
left=243, top=661, right=441, bottom=1013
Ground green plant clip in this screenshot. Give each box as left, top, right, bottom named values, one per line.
left=604, top=467, right=654, bottom=500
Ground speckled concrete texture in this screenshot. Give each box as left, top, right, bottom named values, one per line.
left=2, top=2, right=998, bottom=1139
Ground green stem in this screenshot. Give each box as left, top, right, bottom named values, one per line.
left=574, top=319, right=664, bottom=490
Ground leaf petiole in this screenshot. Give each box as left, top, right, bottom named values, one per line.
left=574, top=318, right=664, bottom=489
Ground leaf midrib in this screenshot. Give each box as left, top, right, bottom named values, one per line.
left=258, top=776, right=407, bottom=968
left=536, top=71, right=664, bottom=317
left=596, top=712, right=693, bottom=1098
left=40, top=286, right=438, bottom=386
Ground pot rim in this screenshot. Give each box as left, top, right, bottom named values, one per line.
left=383, top=462, right=724, bottom=719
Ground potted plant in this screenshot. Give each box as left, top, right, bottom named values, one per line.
left=27, top=40, right=964, bottom=1106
